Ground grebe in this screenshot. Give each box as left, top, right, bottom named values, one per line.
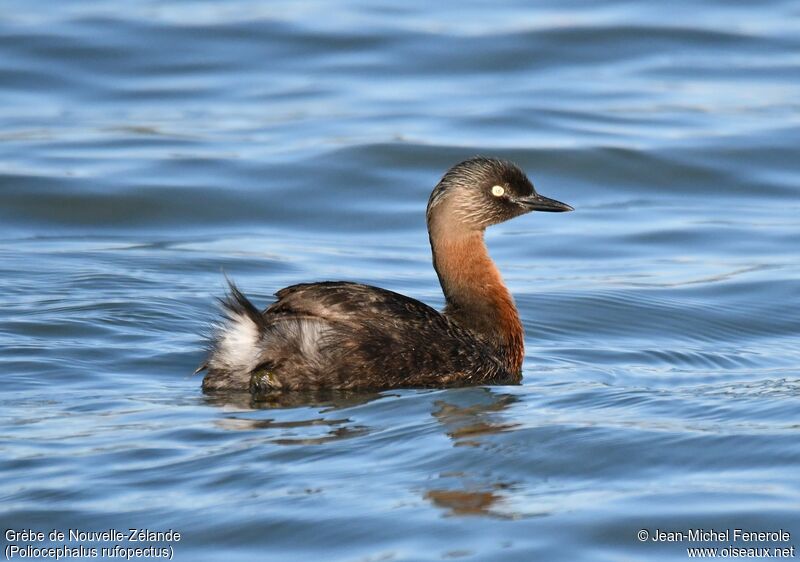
left=198, top=157, right=572, bottom=392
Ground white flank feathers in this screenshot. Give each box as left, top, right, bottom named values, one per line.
left=210, top=312, right=261, bottom=375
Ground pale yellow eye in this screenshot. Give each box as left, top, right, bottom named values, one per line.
left=491, top=185, right=505, bottom=197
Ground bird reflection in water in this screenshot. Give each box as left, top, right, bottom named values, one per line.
left=205, top=386, right=527, bottom=518
left=425, top=388, right=524, bottom=519
left=204, top=388, right=384, bottom=411
left=431, top=388, right=520, bottom=447
left=203, top=388, right=383, bottom=444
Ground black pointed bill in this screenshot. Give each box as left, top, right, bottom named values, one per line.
left=517, top=193, right=574, bottom=212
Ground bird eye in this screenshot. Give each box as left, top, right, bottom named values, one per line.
left=491, top=185, right=505, bottom=197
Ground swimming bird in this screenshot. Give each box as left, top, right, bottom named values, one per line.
left=198, top=157, right=572, bottom=392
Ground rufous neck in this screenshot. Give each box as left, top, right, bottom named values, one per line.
left=428, top=219, right=524, bottom=373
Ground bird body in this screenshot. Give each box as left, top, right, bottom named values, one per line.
left=199, top=157, right=572, bottom=392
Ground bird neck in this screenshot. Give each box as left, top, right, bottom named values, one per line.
left=428, top=218, right=524, bottom=374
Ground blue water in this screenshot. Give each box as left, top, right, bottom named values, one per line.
left=2, top=1, right=799, bottom=561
